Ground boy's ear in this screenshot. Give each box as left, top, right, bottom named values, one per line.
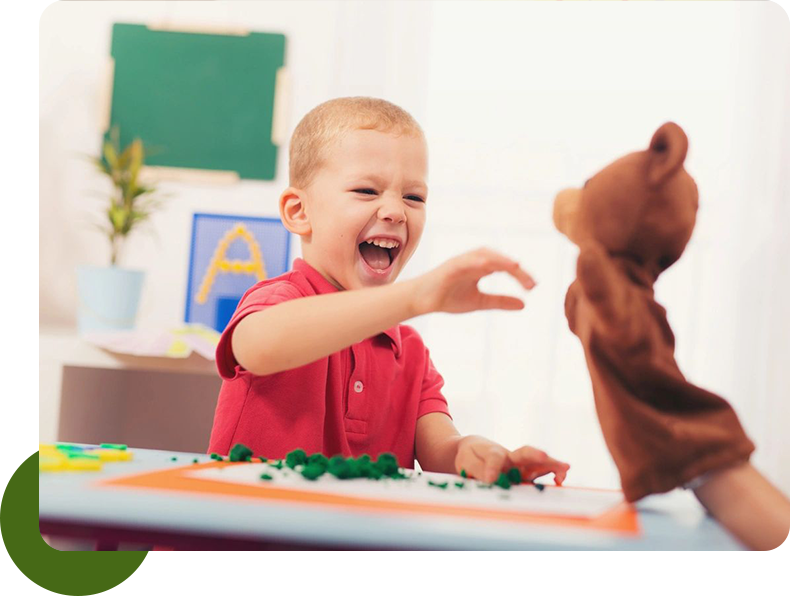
left=279, top=187, right=312, bottom=236
left=647, top=122, right=689, bottom=187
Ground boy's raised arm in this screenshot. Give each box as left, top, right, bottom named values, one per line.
left=232, top=277, right=420, bottom=376
left=232, top=248, right=535, bottom=376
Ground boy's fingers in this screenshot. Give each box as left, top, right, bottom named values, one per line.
left=523, top=459, right=571, bottom=485
left=509, top=265, right=537, bottom=290
left=489, top=262, right=537, bottom=291
left=468, top=441, right=509, bottom=483
left=554, top=467, right=568, bottom=486
left=470, top=249, right=537, bottom=290
left=479, top=293, right=525, bottom=311
left=457, top=460, right=484, bottom=481
left=455, top=447, right=486, bottom=481
left=509, top=446, right=548, bottom=466
left=525, top=467, right=554, bottom=483
left=480, top=446, right=509, bottom=483
left=544, top=455, right=570, bottom=471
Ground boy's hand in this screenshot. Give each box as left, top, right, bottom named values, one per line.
left=454, top=435, right=570, bottom=485
left=412, top=248, right=536, bottom=316
left=508, top=445, right=570, bottom=486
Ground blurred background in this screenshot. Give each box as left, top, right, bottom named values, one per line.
left=40, top=1, right=790, bottom=493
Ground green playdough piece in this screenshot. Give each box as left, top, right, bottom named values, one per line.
left=267, top=450, right=409, bottom=483
left=534, top=482, right=545, bottom=492
left=328, top=456, right=352, bottom=479
left=358, top=455, right=376, bottom=478
left=307, top=453, right=329, bottom=472
left=428, top=480, right=449, bottom=489
left=229, top=443, right=254, bottom=462
left=285, top=449, right=307, bottom=469
left=347, top=459, right=363, bottom=478
left=460, top=469, right=467, bottom=478
left=210, top=453, right=223, bottom=461
left=260, top=473, right=273, bottom=481
left=494, top=473, right=511, bottom=490
left=100, top=443, right=127, bottom=451
left=259, top=457, right=267, bottom=463
left=192, top=459, right=199, bottom=464
left=375, top=453, right=399, bottom=476
left=301, top=463, right=326, bottom=481
left=506, top=467, right=522, bottom=485
left=170, top=457, right=178, bottom=462
left=455, top=482, right=465, bottom=489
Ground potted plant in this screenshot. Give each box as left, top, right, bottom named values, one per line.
left=76, top=130, right=163, bottom=334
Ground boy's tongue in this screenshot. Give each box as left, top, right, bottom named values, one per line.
left=359, top=243, right=391, bottom=270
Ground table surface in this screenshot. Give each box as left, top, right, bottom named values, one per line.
left=39, top=328, right=217, bottom=375
left=39, top=446, right=744, bottom=550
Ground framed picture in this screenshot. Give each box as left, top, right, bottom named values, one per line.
left=185, top=213, right=291, bottom=332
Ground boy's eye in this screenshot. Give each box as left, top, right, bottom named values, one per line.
left=353, top=188, right=424, bottom=203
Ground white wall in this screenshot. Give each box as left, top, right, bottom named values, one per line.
left=410, top=1, right=790, bottom=492
left=40, top=1, right=790, bottom=492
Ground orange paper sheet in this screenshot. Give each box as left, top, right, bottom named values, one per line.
left=101, top=462, right=640, bottom=535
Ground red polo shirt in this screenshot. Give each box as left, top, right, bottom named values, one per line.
left=208, top=258, right=451, bottom=468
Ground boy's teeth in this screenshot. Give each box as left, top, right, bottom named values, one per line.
left=365, top=238, right=400, bottom=249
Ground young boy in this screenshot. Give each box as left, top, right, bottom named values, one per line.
left=208, top=97, right=569, bottom=484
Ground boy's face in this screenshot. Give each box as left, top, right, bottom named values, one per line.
left=300, top=129, right=428, bottom=290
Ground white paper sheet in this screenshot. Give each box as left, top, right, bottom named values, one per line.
left=187, top=464, right=623, bottom=519
left=83, top=324, right=220, bottom=360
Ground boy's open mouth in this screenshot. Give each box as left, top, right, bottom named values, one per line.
left=358, top=237, right=403, bottom=272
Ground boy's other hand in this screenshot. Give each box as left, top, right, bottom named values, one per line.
left=412, top=248, right=536, bottom=316
left=508, top=445, right=570, bottom=486
left=454, top=436, right=570, bottom=485
left=454, top=435, right=511, bottom=484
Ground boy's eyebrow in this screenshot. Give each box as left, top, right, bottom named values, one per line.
left=348, top=175, right=428, bottom=191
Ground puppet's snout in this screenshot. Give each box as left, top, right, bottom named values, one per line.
left=553, top=187, right=582, bottom=242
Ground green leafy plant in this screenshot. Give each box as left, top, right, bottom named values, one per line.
left=90, top=129, right=164, bottom=265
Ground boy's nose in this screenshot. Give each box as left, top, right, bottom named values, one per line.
left=378, top=196, right=406, bottom=224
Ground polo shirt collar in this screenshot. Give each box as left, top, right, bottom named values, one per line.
left=381, top=326, right=402, bottom=358
left=292, top=258, right=403, bottom=358
left=293, top=258, right=340, bottom=295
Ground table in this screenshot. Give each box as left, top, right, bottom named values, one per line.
left=38, top=447, right=744, bottom=550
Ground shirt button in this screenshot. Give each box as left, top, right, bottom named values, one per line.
left=353, top=380, right=364, bottom=393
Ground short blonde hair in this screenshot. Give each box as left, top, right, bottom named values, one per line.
left=289, top=97, right=424, bottom=188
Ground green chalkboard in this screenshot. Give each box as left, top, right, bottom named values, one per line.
left=107, top=23, right=286, bottom=180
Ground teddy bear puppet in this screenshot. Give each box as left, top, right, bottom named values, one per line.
left=553, top=122, right=754, bottom=502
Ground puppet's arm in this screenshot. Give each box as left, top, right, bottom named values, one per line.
left=576, top=242, right=643, bottom=345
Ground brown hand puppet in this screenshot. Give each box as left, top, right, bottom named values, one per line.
left=553, top=123, right=754, bottom=502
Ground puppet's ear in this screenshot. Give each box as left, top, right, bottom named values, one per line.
left=647, top=122, right=688, bottom=187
